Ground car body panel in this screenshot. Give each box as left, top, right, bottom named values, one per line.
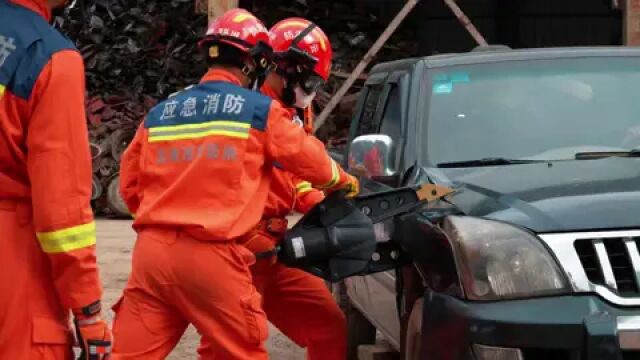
left=420, top=291, right=639, bottom=359
left=341, top=47, right=640, bottom=357
left=432, top=157, right=640, bottom=233
left=346, top=272, right=402, bottom=350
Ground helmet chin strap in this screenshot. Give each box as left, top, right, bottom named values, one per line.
left=291, top=23, right=317, bottom=49
left=245, top=40, right=275, bottom=90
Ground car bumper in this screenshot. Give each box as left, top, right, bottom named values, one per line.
left=420, top=291, right=640, bottom=360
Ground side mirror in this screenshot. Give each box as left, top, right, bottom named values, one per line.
left=347, top=134, right=399, bottom=184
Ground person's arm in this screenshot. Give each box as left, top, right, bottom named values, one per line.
left=293, top=180, right=325, bottom=214
left=119, top=123, right=147, bottom=217
left=27, top=50, right=102, bottom=309
left=265, top=103, right=358, bottom=196
left=26, top=49, right=110, bottom=357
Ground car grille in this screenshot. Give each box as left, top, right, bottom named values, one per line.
left=539, top=230, right=640, bottom=306
left=574, top=237, right=640, bottom=296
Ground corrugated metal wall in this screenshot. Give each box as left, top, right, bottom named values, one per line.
left=516, top=0, right=621, bottom=47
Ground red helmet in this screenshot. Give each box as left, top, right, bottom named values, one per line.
left=269, top=18, right=332, bottom=85
left=199, top=8, right=270, bottom=53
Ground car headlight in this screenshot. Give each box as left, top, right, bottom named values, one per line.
left=443, top=216, right=569, bottom=301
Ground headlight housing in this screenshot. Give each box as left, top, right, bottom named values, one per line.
left=443, top=216, right=569, bottom=301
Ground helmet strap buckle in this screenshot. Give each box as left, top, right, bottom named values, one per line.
left=242, top=64, right=252, bottom=76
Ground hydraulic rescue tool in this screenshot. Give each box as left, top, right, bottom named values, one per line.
left=276, top=183, right=455, bottom=282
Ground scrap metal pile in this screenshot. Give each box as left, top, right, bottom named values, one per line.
left=59, top=0, right=418, bottom=216
left=61, top=0, right=209, bottom=216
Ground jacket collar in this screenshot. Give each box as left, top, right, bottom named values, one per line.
left=260, top=83, right=282, bottom=103
left=200, top=68, right=243, bottom=86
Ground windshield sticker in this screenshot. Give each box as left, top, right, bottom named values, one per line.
left=433, top=82, right=453, bottom=94
left=434, top=73, right=449, bottom=82
left=432, top=72, right=470, bottom=95
left=434, top=72, right=470, bottom=82
left=451, top=72, right=470, bottom=83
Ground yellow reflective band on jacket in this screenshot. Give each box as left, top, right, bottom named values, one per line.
left=318, top=160, right=340, bottom=189
left=148, top=120, right=251, bottom=142
left=36, top=222, right=97, bottom=254
left=0, top=84, right=5, bottom=98
left=296, top=181, right=313, bottom=194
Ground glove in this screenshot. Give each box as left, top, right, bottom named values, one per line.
left=342, top=174, right=360, bottom=198
left=73, top=302, right=112, bottom=360
left=242, top=218, right=288, bottom=265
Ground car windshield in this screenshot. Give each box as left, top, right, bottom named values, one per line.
left=425, top=57, right=640, bottom=166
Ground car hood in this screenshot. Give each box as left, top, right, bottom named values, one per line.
left=422, top=157, right=640, bottom=233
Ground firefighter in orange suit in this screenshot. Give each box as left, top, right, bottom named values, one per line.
left=236, top=18, right=347, bottom=360
left=0, top=0, right=111, bottom=359
left=113, top=9, right=359, bottom=359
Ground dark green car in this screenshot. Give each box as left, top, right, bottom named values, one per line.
left=334, top=46, right=640, bottom=360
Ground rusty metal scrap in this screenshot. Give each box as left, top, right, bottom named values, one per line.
left=60, top=0, right=209, bottom=216
left=87, top=95, right=144, bottom=216
left=63, top=0, right=208, bottom=101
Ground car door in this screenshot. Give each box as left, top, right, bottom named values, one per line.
left=345, top=71, right=408, bottom=350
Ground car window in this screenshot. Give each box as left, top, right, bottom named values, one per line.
left=424, top=57, right=640, bottom=165
left=355, top=84, right=384, bottom=137
left=379, top=85, right=402, bottom=142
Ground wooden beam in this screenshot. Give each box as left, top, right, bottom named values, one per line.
left=443, top=0, right=488, bottom=46
left=314, top=0, right=421, bottom=133
left=624, top=0, right=640, bottom=45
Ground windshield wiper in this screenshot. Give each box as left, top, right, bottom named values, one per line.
left=437, top=157, right=549, bottom=168
left=574, top=149, right=640, bottom=160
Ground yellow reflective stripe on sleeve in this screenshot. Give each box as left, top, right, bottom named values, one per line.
left=318, top=160, right=340, bottom=189
left=148, top=120, right=250, bottom=142
left=36, top=222, right=97, bottom=254
left=296, top=181, right=313, bottom=194
left=0, top=85, right=5, bottom=98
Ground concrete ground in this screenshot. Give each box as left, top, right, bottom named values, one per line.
left=96, top=219, right=305, bottom=359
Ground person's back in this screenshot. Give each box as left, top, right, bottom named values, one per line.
left=132, top=73, right=278, bottom=241
left=113, top=9, right=358, bottom=359
left=126, top=68, right=348, bottom=241
left=0, top=0, right=110, bottom=359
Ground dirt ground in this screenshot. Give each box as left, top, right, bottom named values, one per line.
left=96, top=219, right=305, bottom=359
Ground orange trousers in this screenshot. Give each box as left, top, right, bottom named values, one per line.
left=110, top=228, right=269, bottom=359
left=0, top=200, right=74, bottom=359
left=248, top=260, right=346, bottom=360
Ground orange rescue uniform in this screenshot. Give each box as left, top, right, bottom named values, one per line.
left=113, top=69, right=352, bottom=359
left=0, top=0, right=103, bottom=358
left=238, top=84, right=346, bottom=360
